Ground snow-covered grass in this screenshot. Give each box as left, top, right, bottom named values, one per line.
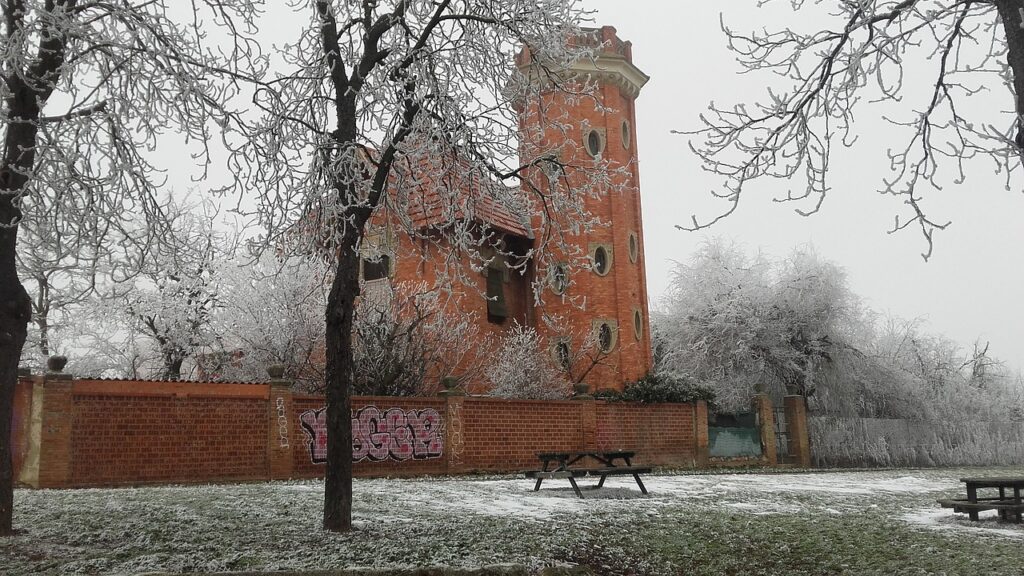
left=3, top=467, right=1024, bottom=575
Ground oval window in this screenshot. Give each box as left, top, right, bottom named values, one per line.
left=621, top=120, right=631, bottom=149
left=592, top=246, right=609, bottom=276
left=628, top=233, right=638, bottom=263
left=598, top=323, right=614, bottom=353
left=633, top=310, right=643, bottom=341
left=550, top=263, right=569, bottom=294
left=585, top=129, right=603, bottom=158
left=555, top=341, right=571, bottom=370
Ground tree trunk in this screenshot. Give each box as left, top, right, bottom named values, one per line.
left=162, top=352, right=184, bottom=380
left=0, top=112, right=38, bottom=539
left=322, top=229, right=362, bottom=532
left=0, top=230, right=30, bottom=536
left=994, top=1, right=1024, bottom=147
left=0, top=75, right=42, bottom=537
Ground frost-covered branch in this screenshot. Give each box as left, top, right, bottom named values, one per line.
left=682, top=0, right=1024, bottom=260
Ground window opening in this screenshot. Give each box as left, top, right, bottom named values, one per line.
left=585, top=129, right=604, bottom=158
left=486, top=267, right=507, bottom=323
left=598, top=323, right=614, bottom=352
left=362, top=254, right=391, bottom=282
left=555, top=341, right=571, bottom=371
left=593, top=246, right=610, bottom=276
left=550, top=263, right=569, bottom=294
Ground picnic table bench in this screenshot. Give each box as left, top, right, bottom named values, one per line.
left=937, top=477, right=1024, bottom=523
left=524, top=450, right=650, bottom=498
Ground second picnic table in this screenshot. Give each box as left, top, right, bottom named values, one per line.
left=525, top=450, right=651, bottom=498
left=938, top=477, right=1024, bottom=523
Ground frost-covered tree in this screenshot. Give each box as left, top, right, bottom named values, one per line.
left=656, top=239, right=1024, bottom=419
left=17, top=195, right=112, bottom=367
left=233, top=1, right=612, bottom=531
left=212, top=254, right=328, bottom=389
left=683, top=0, right=1024, bottom=259
left=655, top=239, right=849, bottom=412
left=486, top=323, right=570, bottom=400
left=123, top=202, right=230, bottom=380
left=0, top=1, right=260, bottom=535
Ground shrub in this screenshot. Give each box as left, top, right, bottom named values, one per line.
left=485, top=323, right=570, bottom=400
left=618, top=373, right=716, bottom=405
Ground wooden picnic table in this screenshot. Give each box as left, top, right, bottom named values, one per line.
left=938, top=477, right=1024, bottom=523
left=525, top=450, right=650, bottom=498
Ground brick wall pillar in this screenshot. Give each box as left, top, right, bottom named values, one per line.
left=443, top=395, right=466, bottom=474
left=753, top=394, right=777, bottom=466
left=37, top=368, right=74, bottom=489
left=694, top=400, right=709, bottom=467
left=784, top=395, right=811, bottom=468
left=578, top=397, right=597, bottom=451
left=267, top=378, right=294, bottom=480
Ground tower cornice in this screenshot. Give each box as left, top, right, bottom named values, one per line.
left=517, top=52, right=650, bottom=101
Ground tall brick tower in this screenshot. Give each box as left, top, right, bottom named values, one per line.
left=517, top=26, right=652, bottom=392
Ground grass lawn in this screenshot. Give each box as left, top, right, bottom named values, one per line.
left=2, top=467, right=1023, bottom=575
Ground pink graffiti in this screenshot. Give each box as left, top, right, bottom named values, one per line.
left=299, top=408, right=328, bottom=463
left=299, top=406, right=444, bottom=464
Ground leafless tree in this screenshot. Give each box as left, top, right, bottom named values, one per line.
left=655, top=239, right=849, bottom=412
left=0, top=1, right=260, bottom=534
left=123, top=201, right=231, bottom=380
left=683, top=0, right=1024, bottom=259
left=212, top=253, right=329, bottom=389
left=232, top=1, right=614, bottom=531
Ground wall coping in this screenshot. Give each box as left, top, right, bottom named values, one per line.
left=72, top=379, right=270, bottom=400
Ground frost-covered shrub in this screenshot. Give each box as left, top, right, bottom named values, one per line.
left=352, top=283, right=487, bottom=397
left=485, top=324, right=570, bottom=400
left=618, top=373, right=715, bottom=405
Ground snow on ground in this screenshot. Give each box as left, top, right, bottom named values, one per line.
left=904, top=508, right=1024, bottom=540
left=3, top=467, right=1024, bottom=575
left=374, top=470, right=967, bottom=521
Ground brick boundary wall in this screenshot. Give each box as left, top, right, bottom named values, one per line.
left=9, top=374, right=804, bottom=489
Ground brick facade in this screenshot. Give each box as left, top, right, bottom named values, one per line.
left=358, top=26, right=654, bottom=394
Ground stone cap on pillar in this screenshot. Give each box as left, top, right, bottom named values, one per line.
left=267, top=364, right=293, bottom=388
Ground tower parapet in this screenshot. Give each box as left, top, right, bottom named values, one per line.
left=516, top=26, right=649, bottom=100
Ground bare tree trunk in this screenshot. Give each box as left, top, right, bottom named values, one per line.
left=323, top=230, right=361, bottom=532
left=163, top=355, right=184, bottom=380
left=0, top=92, right=39, bottom=538
left=994, top=1, right=1024, bottom=147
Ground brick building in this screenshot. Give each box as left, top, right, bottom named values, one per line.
left=357, top=26, right=652, bottom=393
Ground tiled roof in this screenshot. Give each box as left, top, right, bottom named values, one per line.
left=396, top=157, right=533, bottom=239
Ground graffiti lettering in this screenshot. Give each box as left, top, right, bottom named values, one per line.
left=299, top=408, right=327, bottom=463
left=276, top=397, right=290, bottom=448
left=448, top=400, right=464, bottom=466
left=299, top=406, right=444, bottom=464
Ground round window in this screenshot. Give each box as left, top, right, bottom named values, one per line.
left=585, top=129, right=603, bottom=158
left=550, top=263, right=569, bottom=294
left=555, top=341, right=571, bottom=370
left=592, top=246, right=610, bottom=275
left=633, top=310, right=643, bottom=340
left=628, top=233, right=638, bottom=263
left=598, top=323, right=614, bottom=352
left=621, top=120, right=631, bottom=149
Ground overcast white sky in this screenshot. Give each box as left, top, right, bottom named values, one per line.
left=584, top=1, right=1024, bottom=372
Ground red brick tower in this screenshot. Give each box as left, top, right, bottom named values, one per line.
left=518, top=26, right=653, bottom=392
